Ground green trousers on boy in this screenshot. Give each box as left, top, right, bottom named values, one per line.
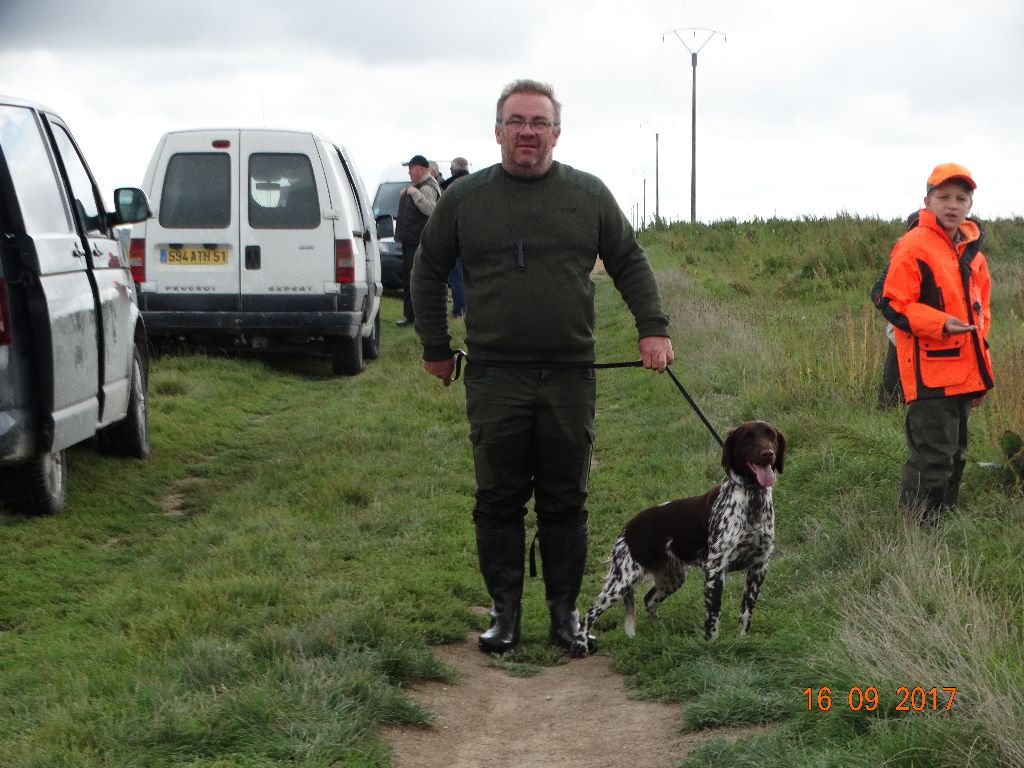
left=899, top=394, right=973, bottom=519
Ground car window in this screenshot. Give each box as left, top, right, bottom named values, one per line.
left=51, top=123, right=104, bottom=236
left=372, top=181, right=406, bottom=219
left=248, top=153, right=319, bottom=230
left=325, top=148, right=365, bottom=236
left=160, top=152, right=231, bottom=229
left=0, top=105, right=72, bottom=236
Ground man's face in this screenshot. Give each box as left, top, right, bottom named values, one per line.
left=495, top=92, right=560, bottom=178
left=924, top=180, right=973, bottom=236
left=408, top=164, right=428, bottom=183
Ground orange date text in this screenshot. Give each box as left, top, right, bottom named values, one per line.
left=803, top=686, right=957, bottom=712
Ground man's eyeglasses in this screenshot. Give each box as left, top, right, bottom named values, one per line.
left=501, top=117, right=557, bottom=133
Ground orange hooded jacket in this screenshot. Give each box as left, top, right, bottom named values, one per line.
left=879, top=209, right=994, bottom=402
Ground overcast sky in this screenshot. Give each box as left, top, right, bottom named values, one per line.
left=2, top=0, right=1022, bottom=224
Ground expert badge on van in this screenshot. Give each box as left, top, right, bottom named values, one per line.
left=130, top=129, right=382, bottom=375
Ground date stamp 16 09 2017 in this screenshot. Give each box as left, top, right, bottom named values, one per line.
left=804, top=687, right=957, bottom=712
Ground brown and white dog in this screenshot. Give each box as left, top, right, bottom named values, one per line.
left=571, top=420, right=786, bottom=658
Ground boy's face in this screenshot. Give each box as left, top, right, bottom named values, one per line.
left=924, top=180, right=973, bottom=237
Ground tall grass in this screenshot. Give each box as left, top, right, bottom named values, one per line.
left=836, top=523, right=1024, bottom=767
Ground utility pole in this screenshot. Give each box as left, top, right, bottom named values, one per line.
left=655, top=132, right=659, bottom=222
left=664, top=27, right=725, bottom=224
left=643, top=178, right=647, bottom=229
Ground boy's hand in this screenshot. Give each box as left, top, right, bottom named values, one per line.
left=944, top=317, right=976, bottom=334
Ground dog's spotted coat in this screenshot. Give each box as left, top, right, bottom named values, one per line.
left=571, top=420, right=786, bottom=657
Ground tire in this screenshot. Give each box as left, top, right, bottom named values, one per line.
left=362, top=311, right=381, bottom=361
left=331, top=333, right=364, bottom=376
left=0, top=450, right=67, bottom=515
left=98, top=344, right=150, bottom=458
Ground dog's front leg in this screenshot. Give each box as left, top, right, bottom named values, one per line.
left=702, top=555, right=727, bottom=640
left=738, top=560, right=768, bottom=634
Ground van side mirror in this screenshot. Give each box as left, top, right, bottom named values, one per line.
left=112, top=187, right=152, bottom=225
left=375, top=214, right=394, bottom=239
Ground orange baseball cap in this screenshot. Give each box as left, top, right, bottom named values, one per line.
left=927, top=162, right=976, bottom=191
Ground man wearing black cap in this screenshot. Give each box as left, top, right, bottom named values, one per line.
left=395, top=155, right=441, bottom=327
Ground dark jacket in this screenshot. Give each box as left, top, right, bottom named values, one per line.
left=441, top=168, right=470, bottom=190
left=395, top=175, right=440, bottom=245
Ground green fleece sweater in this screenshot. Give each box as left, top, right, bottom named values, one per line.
left=411, top=162, right=669, bottom=363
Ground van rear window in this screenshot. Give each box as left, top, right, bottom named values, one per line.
left=248, top=154, right=319, bottom=230
left=372, top=181, right=406, bottom=220
left=160, top=153, right=230, bottom=229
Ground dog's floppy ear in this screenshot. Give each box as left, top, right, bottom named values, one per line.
left=774, top=427, right=787, bottom=474
left=721, top=426, right=738, bottom=471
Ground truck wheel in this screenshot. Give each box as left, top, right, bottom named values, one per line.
left=331, top=333, right=364, bottom=376
left=0, top=450, right=67, bottom=515
left=98, top=345, right=150, bottom=458
left=362, top=312, right=381, bottom=361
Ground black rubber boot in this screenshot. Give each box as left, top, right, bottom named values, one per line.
left=538, top=522, right=596, bottom=652
left=475, top=521, right=525, bottom=654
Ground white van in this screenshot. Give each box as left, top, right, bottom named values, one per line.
left=131, top=129, right=381, bottom=375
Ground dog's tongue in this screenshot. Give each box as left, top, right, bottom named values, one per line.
left=748, top=462, right=776, bottom=488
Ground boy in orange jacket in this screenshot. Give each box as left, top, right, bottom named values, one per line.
left=879, top=163, right=995, bottom=524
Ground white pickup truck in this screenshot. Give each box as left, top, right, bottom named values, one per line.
left=0, top=96, right=153, bottom=514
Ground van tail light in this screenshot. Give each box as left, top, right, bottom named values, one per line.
left=335, top=239, right=355, bottom=284
left=129, top=238, right=146, bottom=283
left=0, top=278, right=11, bottom=346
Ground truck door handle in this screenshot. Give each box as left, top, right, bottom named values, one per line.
left=245, top=245, right=261, bottom=270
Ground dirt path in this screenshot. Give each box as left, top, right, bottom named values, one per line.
left=386, top=632, right=754, bottom=768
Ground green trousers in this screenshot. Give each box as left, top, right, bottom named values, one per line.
left=463, top=365, right=596, bottom=529
left=899, top=394, right=973, bottom=515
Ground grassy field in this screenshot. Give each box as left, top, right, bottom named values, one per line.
left=2, top=215, right=1022, bottom=767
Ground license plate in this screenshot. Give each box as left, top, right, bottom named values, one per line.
left=160, top=246, right=229, bottom=265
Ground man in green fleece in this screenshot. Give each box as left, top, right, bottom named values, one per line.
left=412, top=79, right=674, bottom=655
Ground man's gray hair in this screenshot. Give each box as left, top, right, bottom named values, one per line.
left=451, top=156, right=470, bottom=172
left=495, top=79, right=562, bottom=127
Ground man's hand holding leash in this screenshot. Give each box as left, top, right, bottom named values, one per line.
left=423, top=357, right=456, bottom=387
left=640, top=336, right=674, bottom=372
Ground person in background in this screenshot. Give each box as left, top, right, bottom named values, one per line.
left=428, top=160, right=444, bottom=186
left=441, top=156, right=470, bottom=190
left=879, top=162, right=994, bottom=525
left=441, top=156, right=471, bottom=319
left=870, top=214, right=920, bottom=409
left=395, top=154, right=441, bottom=328
left=411, top=79, right=673, bottom=655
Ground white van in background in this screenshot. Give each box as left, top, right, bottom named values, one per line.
left=130, top=129, right=381, bottom=375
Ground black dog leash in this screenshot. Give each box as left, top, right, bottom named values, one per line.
left=450, top=349, right=724, bottom=579
left=450, top=349, right=724, bottom=447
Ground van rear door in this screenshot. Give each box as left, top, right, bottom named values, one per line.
left=145, top=130, right=240, bottom=311
left=238, top=131, right=335, bottom=312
